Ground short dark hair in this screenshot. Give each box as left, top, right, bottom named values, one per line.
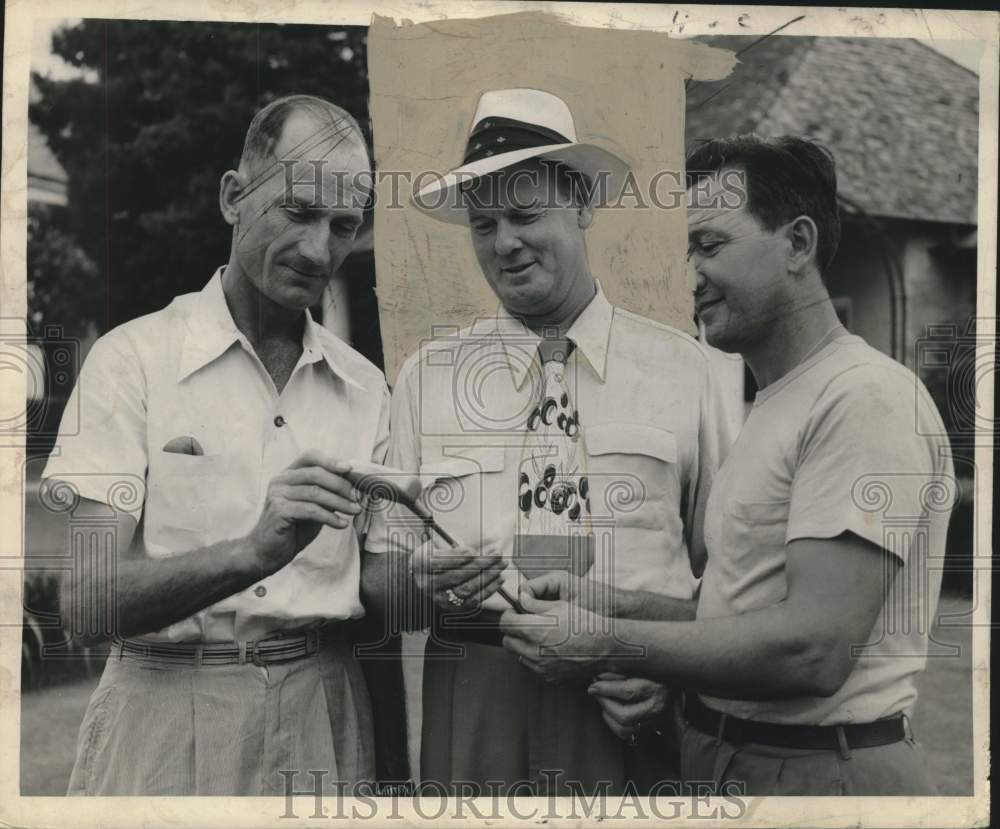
left=239, top=94, right=366, bottom=176
left=686, top=135, right=841, bottom=274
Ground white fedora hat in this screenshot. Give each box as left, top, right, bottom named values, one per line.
left=412, top=88, right=632, bottom=224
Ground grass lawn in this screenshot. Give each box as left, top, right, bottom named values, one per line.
left=908, top=591, right=975, bottom=795
left=20, top=671, right=97, bottom=795
left=20, top=593, right=975, bottom=796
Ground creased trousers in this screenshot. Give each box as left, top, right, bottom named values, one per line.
left=67, top=628, right=375, bottom=796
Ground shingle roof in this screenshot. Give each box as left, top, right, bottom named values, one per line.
left=686, top=36, right=978, bottom=226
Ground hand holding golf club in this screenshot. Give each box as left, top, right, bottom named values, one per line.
left=346, top=460, right=525, bottom=612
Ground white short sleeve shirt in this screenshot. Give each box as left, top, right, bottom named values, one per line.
left=43, top=269, right=391, bottom=642
left=366, top=285, right=734, bottom=609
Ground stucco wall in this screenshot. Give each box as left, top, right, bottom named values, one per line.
left=368, top=13, right=734, bottom=383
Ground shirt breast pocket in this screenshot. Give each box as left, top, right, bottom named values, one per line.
left=147, top=452, right=236, bottom=540
left=585, top=423, right=677, bottom=531
left=720, top=498, right=790, bottom=612
left=418, top=447, right=506, bottom=542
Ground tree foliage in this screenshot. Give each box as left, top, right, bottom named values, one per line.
left=30, top=20, right=370, bottom=333
left=27, top=203, right=100, bottom=339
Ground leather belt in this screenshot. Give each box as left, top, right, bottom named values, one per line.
left=114, top=630, right=321, bottom=667
left=432, top=607, right=504, bottom=647
left=684, top=694, right=907, bottom=751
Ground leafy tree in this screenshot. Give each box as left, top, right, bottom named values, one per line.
left=30, top=20, right=371, bottom=334
left=27, top=203, right=100, bottom=339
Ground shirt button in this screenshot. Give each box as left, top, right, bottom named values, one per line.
left=273, top=415, right=285, bottom=428
left=254, top=585, right=267, bottom=597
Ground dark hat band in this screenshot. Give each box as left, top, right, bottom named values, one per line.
left=463, top=116, right=572, bottom=165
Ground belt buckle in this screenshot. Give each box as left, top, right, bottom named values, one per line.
left=249, top=640, right=268, bottom=667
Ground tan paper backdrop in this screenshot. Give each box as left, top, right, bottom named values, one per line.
left=368, top=12, right=734, bottom=382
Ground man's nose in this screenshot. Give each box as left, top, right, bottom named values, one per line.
left=494, top=219, right=523, bottom=256
left=688, top=257, right=707, bottom=293
left=300, top=222, right=333, bottom=269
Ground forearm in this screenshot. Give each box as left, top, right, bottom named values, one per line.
left=69, top=537, right=264, bottom=642
left=601, top=586, right=697, bottom=622
left=361, top=548, right=432, bottom=633
left=602, top=606, right=833, bottom=699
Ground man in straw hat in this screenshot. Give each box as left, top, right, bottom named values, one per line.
left=364, top=88, right=733, bottom=794
left=500, top=135, right=954, bottom=795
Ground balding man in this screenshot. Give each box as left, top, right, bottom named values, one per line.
left=44, top=95, right=387, bottom=795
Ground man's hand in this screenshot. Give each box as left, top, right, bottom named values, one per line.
left=588, top=672, right=670, bottom=742
left=500, top=595, right=614, bottom=684
left=521, top=572, right=620, bottom=617
left=521, top=571, right=581, bottom=602
left=247, top=450, right=362, bottom=576
left=410, top=537, right=507, bottom=612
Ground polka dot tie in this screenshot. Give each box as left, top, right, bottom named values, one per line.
left=516, top=338, right=592, bottom=538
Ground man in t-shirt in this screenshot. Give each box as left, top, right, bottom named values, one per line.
left=501, top=135, right=955, bottom=795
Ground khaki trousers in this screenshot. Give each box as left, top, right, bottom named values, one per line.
left=67, top=628, right=375, bottom=796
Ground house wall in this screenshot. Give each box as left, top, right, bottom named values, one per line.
left=901, top=223, right=978, bottom=366
left=899, top=221, right=978, bottom=478
left=826, top=218, right=976, bottom=371
left=825, top=219, right=897, bottom=359
left=900, top=223, right=978, bottom=588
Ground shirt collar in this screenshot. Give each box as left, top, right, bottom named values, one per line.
left=177, top=268, right=366, bottom=390
left=301, top=306, right=368, bottom=391
left=495, top=281, right=613, bottom=391
left=566, top=281, right=613, bottom=382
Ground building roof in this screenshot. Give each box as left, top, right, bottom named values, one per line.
left=686, top=36, right=979, bottom=226
left=28, top=80, right=69, bottom=206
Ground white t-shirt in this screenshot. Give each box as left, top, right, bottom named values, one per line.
left=697, top=334, right=955, bottom=725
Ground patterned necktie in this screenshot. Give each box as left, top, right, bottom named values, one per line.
left=516, top=338, right=592, bottom=570
left=515, top=338, right=601, bottom=794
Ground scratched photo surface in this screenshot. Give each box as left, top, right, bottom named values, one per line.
left=8, top=5, right=991, bottom=824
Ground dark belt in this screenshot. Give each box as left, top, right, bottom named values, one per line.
left=684, top=694, right=907, bottom=751
left=431, top=607, right=504, bottom=647
left=114, top=629, right=321, bottom=667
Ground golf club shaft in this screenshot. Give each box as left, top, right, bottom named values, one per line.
left=411, top=503, right=525, bottom=613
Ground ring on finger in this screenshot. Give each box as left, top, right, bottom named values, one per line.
left=445, top=588, right=465, bottom=608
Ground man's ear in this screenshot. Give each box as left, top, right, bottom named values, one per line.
left=219, top=170, right=244, bottom=227
left=577, top=203, right=594, bottom=231
left=786, top=215, right=819, bottom=275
